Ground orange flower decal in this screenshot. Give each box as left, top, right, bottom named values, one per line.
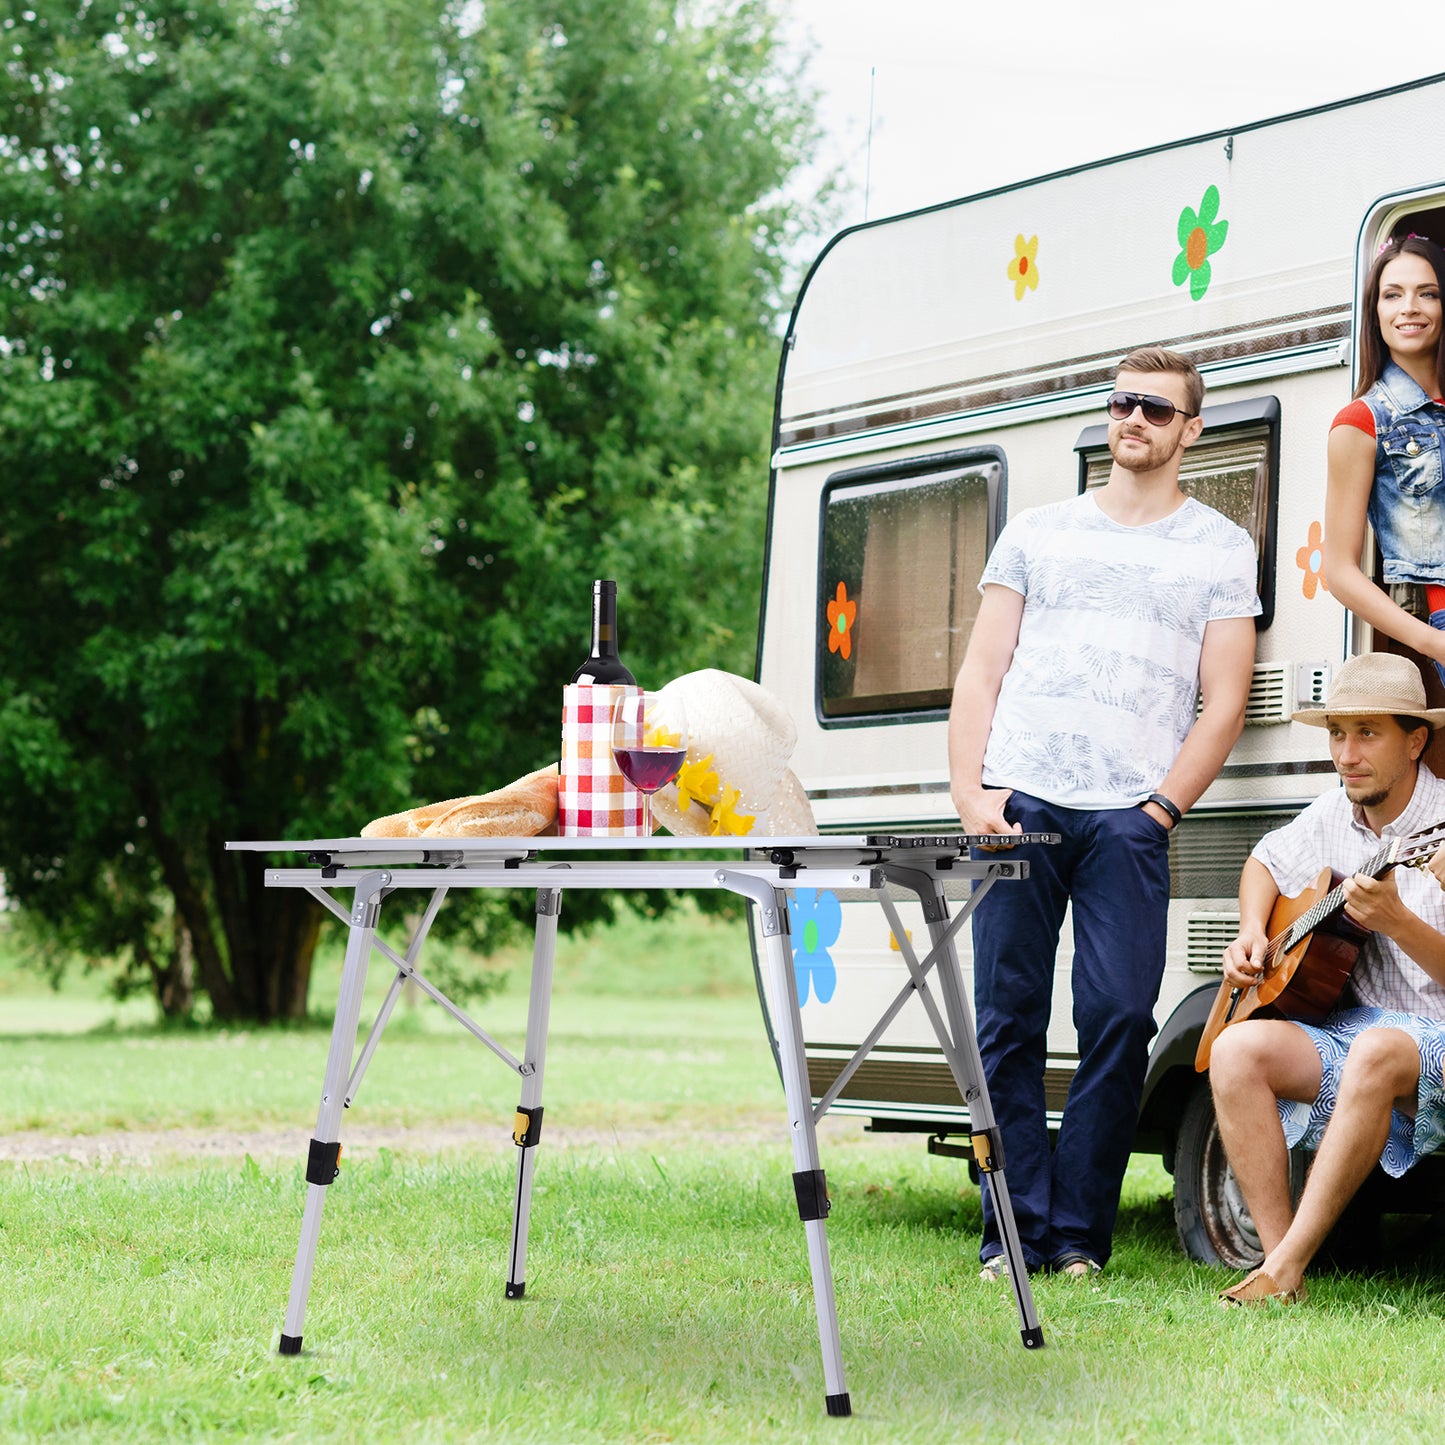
left=1008, top=234, right=1040, bottom=301
left=1296, top=521, right=1328, bottom=600
left=826, top=581, right=857, bottom=660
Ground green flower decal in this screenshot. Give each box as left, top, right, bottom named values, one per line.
left=1172, top=185, right=1228, bottom=301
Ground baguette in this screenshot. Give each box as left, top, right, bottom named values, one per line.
left=361, top=764, right=559, bottom=839
left=360, top=795, right=476, bottom=839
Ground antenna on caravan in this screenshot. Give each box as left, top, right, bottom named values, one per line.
left=863, top=66, right=875, bottom=222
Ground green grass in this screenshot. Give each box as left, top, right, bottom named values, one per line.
left=4, top=909, right=1445, bottom=1442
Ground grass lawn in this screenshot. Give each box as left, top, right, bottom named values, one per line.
left=3, top=906, right=1445, bottom=1443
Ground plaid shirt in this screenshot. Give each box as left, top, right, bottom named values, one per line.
left=1252, top=764, right=1445, bottom=1019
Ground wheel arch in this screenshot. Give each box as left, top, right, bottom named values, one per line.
left=1137, top=982, right=1220, bottom=1170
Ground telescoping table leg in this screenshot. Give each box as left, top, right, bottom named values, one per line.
left=505, top=885, right=562, bottom=1299
left=278, top=870, right=389, bottom=1355
left=732, top=874, right=851, bottom=1417
left=888, top=864, right=1044, bottom=1349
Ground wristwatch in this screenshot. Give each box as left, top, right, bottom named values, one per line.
left=1144, top=792, right=1182, bottom=827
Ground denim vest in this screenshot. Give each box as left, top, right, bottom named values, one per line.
left=1362, top=360, right=1445, bottom=584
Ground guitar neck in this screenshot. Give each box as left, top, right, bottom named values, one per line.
left=1281, top=837, right=1400, bottom=949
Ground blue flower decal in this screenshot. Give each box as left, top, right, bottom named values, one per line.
left=787, top=888, right=842, bottom=1004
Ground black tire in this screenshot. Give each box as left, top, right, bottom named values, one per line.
left=1172, top=1079, right=1305, bottom=1268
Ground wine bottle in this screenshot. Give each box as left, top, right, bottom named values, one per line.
left=570, top=579, right=637, bottom=686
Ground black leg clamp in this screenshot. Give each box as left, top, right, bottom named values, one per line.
left=512, top=1105, right=544, bottom=1148
left=793, top=1168, right=831, bottom=1222
left=970, top=1128, right=1004, bottom=1174
left=306, top=1138, right=342, bottom=1185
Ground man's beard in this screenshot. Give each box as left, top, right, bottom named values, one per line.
left=1344, top=782, right=1389, bottom=808
left=1109, top=432, right=1181, bottom=472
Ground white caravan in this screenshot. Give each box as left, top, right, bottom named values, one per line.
left=751, top=74, right=1445, bottom=1267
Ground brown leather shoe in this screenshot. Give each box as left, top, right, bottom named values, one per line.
left=1218, top=1268, right=1307, bottom=1306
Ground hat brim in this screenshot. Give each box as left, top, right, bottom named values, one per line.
left=1292, top=703, right=1445, bottom=729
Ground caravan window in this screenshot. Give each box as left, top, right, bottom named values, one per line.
left=818, top=450, right=1005, bottom=721
left=1075, top=396, right=1280, bottom=628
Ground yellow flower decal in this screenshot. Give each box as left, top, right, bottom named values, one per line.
left=675, top=753, right=719, bottom=813
left=1296, top=520, right=1329, bottom=600
left=1007, top=234, right=1039, bottom=301
left=709, top=785, right=755, bottom=837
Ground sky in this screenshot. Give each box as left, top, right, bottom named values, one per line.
left=781, top=0, right=1442, bottom=249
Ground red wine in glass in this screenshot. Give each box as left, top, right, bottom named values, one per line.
left=611, top=691, right=690, bottom=832
left=613, top=746, right=687, bottom=793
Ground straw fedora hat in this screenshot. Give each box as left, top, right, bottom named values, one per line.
left=647, top=669, right=817, bottom=838
left=1292, top=652, right=1445, bottom=729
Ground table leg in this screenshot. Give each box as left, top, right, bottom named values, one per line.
left=279, top=870, right=389, bottom=1355
left=910, top=868, right=1044, bottom=1349
left=757, top=885, right=851, bottom=1418
left=505, top=885, right=562, bottom=1299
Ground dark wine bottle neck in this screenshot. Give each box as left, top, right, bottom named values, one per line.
left=570, top=581, right=635, bottom=685
left=591, top=587, right=620, bottom=658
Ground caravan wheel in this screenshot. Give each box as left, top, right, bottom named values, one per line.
left=1171, top=1080, right=1304, bottom=1268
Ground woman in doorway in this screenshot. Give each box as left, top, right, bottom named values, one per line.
left=1324, top=234, right=1445, bottom=683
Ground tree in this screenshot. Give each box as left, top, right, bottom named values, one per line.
left=0, top=0, right=817, bottom=1019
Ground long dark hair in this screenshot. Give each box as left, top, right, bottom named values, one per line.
left=1354, top=234, right=1445, bottom=398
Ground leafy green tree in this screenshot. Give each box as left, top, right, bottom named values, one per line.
left=0, top=0, right=816, bottom=1019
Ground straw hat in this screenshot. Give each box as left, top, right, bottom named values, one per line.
left=647, top=669, right=817, bottom=838
left=1292, top=652, right=1445, bottom=729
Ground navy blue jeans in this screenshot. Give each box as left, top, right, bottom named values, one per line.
left=971, top=791, right=1170, bottom=1270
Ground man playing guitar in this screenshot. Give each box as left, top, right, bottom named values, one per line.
left=1212, top=651, right=1445, bottom=1304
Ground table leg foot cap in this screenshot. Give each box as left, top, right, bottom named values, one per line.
left=278, top=1334, right=303, bottom=1356
left=1021, top=1326, right=1045, bottom=1349
left=825, top=1392, right=851, bottom=1417
left=505, top=1281, right=525, bottom=1300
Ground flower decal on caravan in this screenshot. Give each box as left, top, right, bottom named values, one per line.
left=1007, top=233, right=1040, bottom=300
left=787, top=889, right=841, bottom=1005
left=826, top=580, right=857, bottom=660
left=1296, top=520, right=1330, bottom=600
left=1172, top=186, right=1228, bottom=301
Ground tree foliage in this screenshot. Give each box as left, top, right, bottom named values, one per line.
left=0, top=0, right=816, bottom=1018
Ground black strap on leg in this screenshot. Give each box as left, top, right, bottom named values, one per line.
left=306, top=1138, right=342, bottom=1185
left=793, top=1168, right=830, bottom=1221
left=971, top=1128, right=1004, bottom=1174
left=512, top=1105, right=544, bottom=1148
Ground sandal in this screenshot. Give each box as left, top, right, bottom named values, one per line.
left=1218, top=1268, right=1307, bottom=1306
left=978, top=1255, right=1011, bottom=1283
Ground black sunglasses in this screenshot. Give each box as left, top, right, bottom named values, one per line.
left=1106, top=391, right=1198, bottom=426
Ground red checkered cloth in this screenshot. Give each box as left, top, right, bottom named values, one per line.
left=559, top=684, right=647, bottom=836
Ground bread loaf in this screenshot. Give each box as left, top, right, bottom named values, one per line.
left=360, top=795, right=476, bottom=839
left=361, top=764, right=558, bottom=839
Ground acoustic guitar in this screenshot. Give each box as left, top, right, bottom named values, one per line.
left=1193, top=822, right=1445, bottom=1072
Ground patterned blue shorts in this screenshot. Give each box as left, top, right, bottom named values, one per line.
left=1277, top=1006, right=1445, bottom=1177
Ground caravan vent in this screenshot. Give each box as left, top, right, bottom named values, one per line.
left=1186, top=912, right=1240, bottom=973
left=1196, top=663, right=1291, bottom=725
left=1167, top=810, right=1300, bottom=898
left=1244, top=663, right=1291, bottom=724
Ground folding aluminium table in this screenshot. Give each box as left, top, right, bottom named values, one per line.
left=225, top=833, right=1053, bottom=1416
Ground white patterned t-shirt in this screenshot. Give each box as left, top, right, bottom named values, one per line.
left=978, top=492, right=1261, bottom=809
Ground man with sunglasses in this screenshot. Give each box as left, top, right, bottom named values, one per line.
left=949, top=346, right=1260, bottom=1281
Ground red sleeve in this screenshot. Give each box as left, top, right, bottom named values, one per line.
left=1331, top=399, right=1375, bottom=437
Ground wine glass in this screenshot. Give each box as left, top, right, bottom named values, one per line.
left=611, top=691, right=690, bottom=832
